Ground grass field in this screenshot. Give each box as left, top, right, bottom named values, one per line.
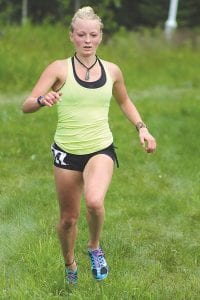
left=0, top=25, right=200, bottom=299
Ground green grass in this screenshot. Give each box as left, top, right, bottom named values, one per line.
left=0, top=25, right=200, bottom=299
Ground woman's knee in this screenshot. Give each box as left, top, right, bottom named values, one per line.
left=85, top=195, right=104, bottom=213
left=58, top=213, right=79, bottom=230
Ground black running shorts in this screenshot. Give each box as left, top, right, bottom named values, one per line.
left=51, top=143, right=119, bottom=172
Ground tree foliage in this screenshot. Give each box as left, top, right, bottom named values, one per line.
left=0, top=0, right=199, bottom=31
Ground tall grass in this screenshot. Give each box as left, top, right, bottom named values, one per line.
left=0, top=24, right=73, bottom=93
left=0, top=24, right=199, bottom=92
left=0, top=24, right=200, bottom=299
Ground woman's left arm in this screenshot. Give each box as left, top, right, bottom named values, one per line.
left=110, top=63, right=156, bottom=153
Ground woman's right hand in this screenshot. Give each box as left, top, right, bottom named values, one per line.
left=40, top=91, right=62, bottom=107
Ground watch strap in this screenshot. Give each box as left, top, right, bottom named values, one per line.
left=37, top=96, right=45, bottom=107
left=136, top=121, right=147, bottom=132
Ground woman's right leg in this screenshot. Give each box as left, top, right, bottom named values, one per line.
left=54, top=167, right=83, bottom=270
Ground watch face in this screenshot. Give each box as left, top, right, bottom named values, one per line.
left=136, top=122, right=146, bottom=131
left=37, top=96, right=44, bottom=106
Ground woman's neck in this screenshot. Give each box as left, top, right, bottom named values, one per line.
left=75, top=53, right=97, bottom=68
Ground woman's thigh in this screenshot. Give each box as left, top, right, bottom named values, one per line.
left=83, top=154, right=114, bottom=207
left=54, top=166, right=84, bottom=217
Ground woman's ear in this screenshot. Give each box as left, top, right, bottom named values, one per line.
left=69, top=31, right=73, bottom=42
left=99, top=31, right=103, bottom=45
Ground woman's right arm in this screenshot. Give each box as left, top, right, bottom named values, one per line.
left=22, top=60, right=64, bottom=113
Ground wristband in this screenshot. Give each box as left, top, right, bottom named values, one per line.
left=37, top=96, right=45, bottom=107
left=136, top=121, right=147, bottom=132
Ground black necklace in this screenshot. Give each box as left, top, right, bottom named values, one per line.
left=74, top=53, right=98, bottom=81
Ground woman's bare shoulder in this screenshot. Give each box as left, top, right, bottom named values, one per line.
left=46, top=59, right=69, bottom=90
left=101, top=59, right=122, bottom=82
left=49, top=59, right=68, bottom=74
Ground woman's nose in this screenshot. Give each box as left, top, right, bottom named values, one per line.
left=85, top=35, right=91, bottom=43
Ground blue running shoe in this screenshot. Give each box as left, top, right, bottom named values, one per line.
left=88, top=247, right=108, bottom=281
left=65, top=266, right=78, bottom=284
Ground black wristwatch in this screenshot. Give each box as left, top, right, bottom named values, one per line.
left=37, top=96, right=45, bottom=107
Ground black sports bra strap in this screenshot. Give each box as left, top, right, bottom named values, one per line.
left=71, top=57, right=106, bottom=89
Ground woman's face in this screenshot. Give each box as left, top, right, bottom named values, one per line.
left=70, top=18, right=102, bottom=57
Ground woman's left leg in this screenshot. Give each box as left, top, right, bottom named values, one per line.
left=83, top=154, right=114, bottom=280
left=83, top=154, right=114, bottom=249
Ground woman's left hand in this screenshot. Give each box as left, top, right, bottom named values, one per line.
left=139, top=128, right=157, bottom=153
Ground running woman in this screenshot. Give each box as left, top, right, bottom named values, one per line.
left=22, top=6, right=156, bottom=284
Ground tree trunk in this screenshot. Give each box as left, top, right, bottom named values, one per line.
left=74, top=0, right=81, bottom=12
left=22, top=0, right=28, bottom=25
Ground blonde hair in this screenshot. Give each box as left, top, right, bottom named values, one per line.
left=70, top=6, right=103, bottom=32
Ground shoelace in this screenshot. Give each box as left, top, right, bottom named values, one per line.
left=90, top=248, right=105, bottom=269
left=66, top=269, right=77, bottom=284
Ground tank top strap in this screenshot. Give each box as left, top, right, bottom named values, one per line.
left=66, top=57, right=74, bottom=82
left=66, top=57, right=113, bottom=89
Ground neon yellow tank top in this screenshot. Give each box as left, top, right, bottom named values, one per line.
left=54, top=57, right=114, bottom=154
